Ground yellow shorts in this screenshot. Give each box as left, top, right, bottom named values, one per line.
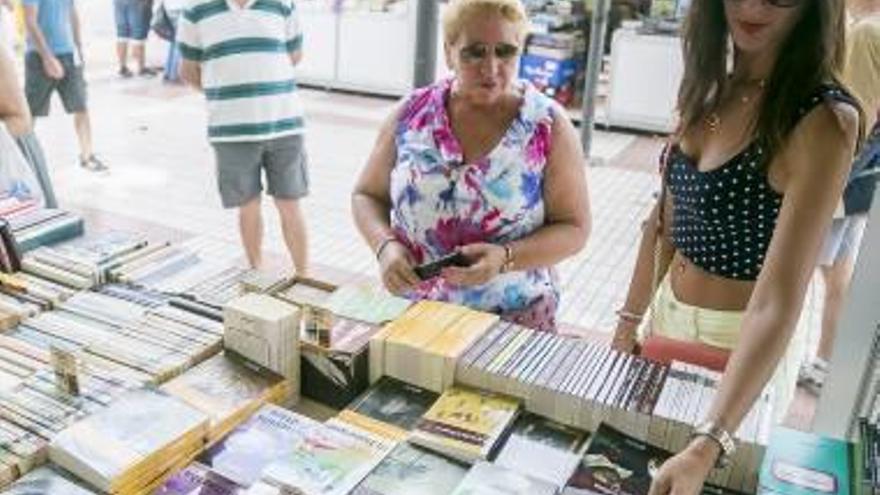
left=646, top=274, right=744, bottom=350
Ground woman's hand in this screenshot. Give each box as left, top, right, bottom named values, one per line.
left=378, top=242, right=420, bottom=296
left=611, top=320, right=639, bottom=353
left=649, top=437, right=719, bottom=495
left=441, top=243, right=506, bottom=287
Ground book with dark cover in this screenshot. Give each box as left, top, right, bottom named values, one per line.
left=347, top=376, right=440, bottom=432
left=564, top=423, right=672, bottom=495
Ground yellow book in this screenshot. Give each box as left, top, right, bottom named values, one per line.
left=410, top=387, right=520, bottom=464
left=368, top=302, right=430, bottom=383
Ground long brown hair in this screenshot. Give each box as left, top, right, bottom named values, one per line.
left=677, top=0, right=849, bottom=158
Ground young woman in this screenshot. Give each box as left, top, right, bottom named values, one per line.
left=352, top=0, right=590, bottom=332
left=608, top=0, right=861, bottom=492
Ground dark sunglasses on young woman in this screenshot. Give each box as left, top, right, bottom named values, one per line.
left=459, top=43, right=520, bottom=63
left=724, top=0, right=803, bottom=8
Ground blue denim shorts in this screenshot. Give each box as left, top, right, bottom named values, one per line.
left=114, top=0, right=153, bottom=42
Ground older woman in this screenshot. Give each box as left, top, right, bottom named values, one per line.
left=352, top=0, right=590, bottom=332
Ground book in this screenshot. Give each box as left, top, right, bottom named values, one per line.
left=321, top=284, right=411, bottom=325
left=201, top=404, right=321, bottom=487
left=351, top=442, right=468, bottom=495
left=260, top=419, right=396, bottom=495
left=160, top=352, right=289, bottom=444
left=758, top=426, right=853, bottom=495
left=48, top=388, right=209, bottom=494
left=345, top=376, right=440, bottom=433
left=155, top=462, right=248, bottom=495
left=410, top=386, right=520, bottom=464
left=450, top=461, right=558, bottom=495
left=494, top=412, right=588, bottom=487
left=564, top=423, right=672, bottom=495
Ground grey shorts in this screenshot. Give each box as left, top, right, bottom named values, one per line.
left=818, top=215, right=868, bottom=266
left=24, top=53, right=88, bottom=117
left=212, top=134, right=309, bottom=208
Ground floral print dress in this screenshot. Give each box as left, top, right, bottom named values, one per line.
left=389, top=78, right=560, bottom=332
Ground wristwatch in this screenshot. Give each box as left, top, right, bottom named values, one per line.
left=692, top=421, right=736, bottom=468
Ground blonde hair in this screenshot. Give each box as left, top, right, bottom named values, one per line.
left=442, top=0, right=530, bottom=45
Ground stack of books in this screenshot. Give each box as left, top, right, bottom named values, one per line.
left=320, top=284, right=411, bottom=326
left=8, top=288, right=225, bottom=384
left=49, top=388, right=209, bottom=494
left=0, top=365, right=137, bottom=441
left=21, top=231, right=151, bottom=289
left=451, top=321, right=771, bottom=491
left=351, top=442, right=468, bottom=495
left=409, top=386, right=520, bottom=464
left=109, top=237, right=242, bottom=295
left=0, top=194, right=84, bottom=252
left=161, top=353, right=290, bottom=445
left=0, top=270, right=77, bottom=324
left=0, top=416, right=48, bottom=488
left=369, top=301, right=499, bottom=392
left=0, top=334, right=47, bottom=393
left=300, top=316, right=382, bottom=409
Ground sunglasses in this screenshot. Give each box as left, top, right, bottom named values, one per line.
left=724, top=0, right=803, bottom=8
left=459, top=43, right=520, bottom=64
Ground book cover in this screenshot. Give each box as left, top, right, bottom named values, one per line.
left=412, top=387, right=520, bottom=463
left=348, top=376, right=440, bottom=432
left=495, top=413, right=587, bottom=487
left=322, top=285, right=411, bottom=325
left=155, top=462, right=248, bottom=495
left=450, top=461, right=558, bottom=495
left=758, top=426, right=852, bottom=495
left=161, top=352, right=286, bottom=433
left=351, top=442, right=468, bottom=495
left=3, top=465, right=96, bottom=494
left=261, top=419, right=396, bottom=495
left=48, top=388, right=208, bottom=491
left=201, top=404, right=321, bottom=487
left=564, top=423, right=673, bottom=495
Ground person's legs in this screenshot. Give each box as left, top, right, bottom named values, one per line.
left=274, top=198, right=308, bottom=275
left=72, top=111, right=94, bottom=162
left=114, top=0, right=132, bottom=77
left=239, top=196, right=263, bottom=269
left=213, top=141, right=265, bottom=267
left=264, top=134, right=309, bottom=274
left=131, top=0, right=155, bottom=75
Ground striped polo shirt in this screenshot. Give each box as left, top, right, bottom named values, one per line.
left=177, top=0, right=304, bottom=142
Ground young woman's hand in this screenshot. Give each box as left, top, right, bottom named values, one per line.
left=441, top=243, right=506, bottom=287
left=648, top=437, right=719, bottom=495
left=377, top=242, right=420, bottom=296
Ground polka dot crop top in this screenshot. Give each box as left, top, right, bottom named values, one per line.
left=666, top=84, right=858, bottom=281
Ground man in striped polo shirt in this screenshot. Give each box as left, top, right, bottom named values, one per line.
left=177, top=0, right=308, bottom=274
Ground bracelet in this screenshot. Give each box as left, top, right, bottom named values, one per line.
left=374, top=236, right=399, bottom=261
left=615, top=308, right=644, bottom=325
left=499, top=243, right=514, bottom=274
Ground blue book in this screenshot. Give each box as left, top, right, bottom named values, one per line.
left=758, top=427, right=853, bottom=495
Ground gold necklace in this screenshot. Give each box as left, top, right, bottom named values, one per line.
left=705, top=79, right=766, bottom=134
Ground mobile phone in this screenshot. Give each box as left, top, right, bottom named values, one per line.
left=414, top=251, right=470, bottom=280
